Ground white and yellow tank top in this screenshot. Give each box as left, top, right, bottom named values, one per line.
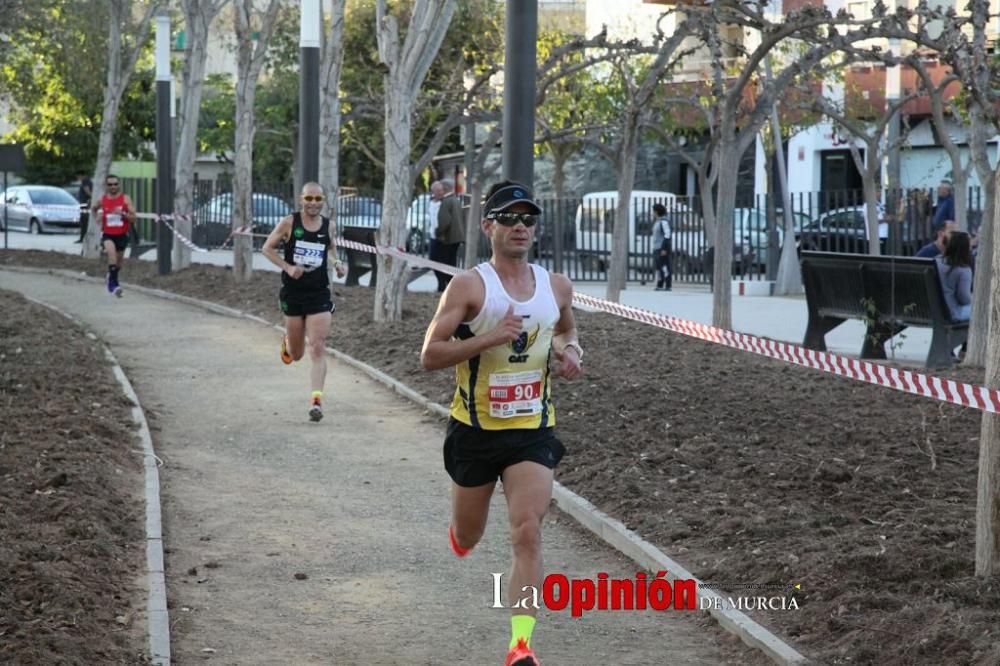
left=449, top=262, right=560, bottom=430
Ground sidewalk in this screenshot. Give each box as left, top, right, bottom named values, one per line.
left=2, top=268, right=730, bottom=665
left=6, top=228, right=933, bottom=365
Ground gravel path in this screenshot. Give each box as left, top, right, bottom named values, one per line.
left=2, top=269, right=731, bottom=665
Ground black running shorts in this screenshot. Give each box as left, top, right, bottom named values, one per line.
left=279, top=286, right=335, bottom=318
left=443, top=418, right=565, bottom=487
left=101, top=233, right=128, bottom=253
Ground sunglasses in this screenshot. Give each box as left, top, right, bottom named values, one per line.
left=487, top=212, right=538, bottom=227
left=302, top=195, right=324, bottom=202
left=106, top=181, right=119, bottom=187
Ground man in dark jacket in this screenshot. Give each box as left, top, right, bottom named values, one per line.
left=932, top=180, right=954, bottom=231
left=432, top=178, right=465, bottom=292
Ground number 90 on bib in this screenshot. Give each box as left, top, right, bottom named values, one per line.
left=487, top=369, right=543, bottom=418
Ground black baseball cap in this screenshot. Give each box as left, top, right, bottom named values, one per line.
left=483, top=183, right=542, bottom=216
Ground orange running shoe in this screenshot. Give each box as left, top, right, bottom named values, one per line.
left=504, top=639, right=540, bottom=666
left=280, top=335, right=293, bottom=365
left=448, top=524, right=471, bottom=558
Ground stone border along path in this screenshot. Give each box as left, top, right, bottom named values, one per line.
left=3, top=266, right=807, bottom=665
left=19, top=293, right=171, bottom=666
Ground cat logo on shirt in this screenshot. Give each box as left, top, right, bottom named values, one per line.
left=508, top=324, right=539, bottom=363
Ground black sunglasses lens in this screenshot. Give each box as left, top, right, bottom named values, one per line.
left=494, top=213, right=537, bottom=227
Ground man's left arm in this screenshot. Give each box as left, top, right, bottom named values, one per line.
left=123, top=195, right=138, bottom=224
left=550, top=273, right=583, bottom=380
left=327, top=224, right=347, bottom=279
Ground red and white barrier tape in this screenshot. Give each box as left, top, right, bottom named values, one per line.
left=569, top=293, right=1000, bottom=413
left=158, top=217, right=208, bottom=253
left=57, top=210, right=1000, bottom=410
left=334, top=235, right=999, bottom=413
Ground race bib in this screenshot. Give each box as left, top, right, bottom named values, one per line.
left=293, top=240, right=326, bottom=268
left=487, top=369, right=543, bottom=418
left=106, top=213, right=124, bottom=228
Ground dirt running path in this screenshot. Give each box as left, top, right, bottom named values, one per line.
left=2, top=269, right=731, bottom=665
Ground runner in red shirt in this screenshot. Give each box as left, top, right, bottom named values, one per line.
left=92, top=175, right=137, bottom=297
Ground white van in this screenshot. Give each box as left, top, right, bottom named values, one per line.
left=574, top=190, right=694, bottom=269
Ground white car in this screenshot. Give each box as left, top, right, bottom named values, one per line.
left=0, top=185, right=81, bottom=234
left=405, top=193, right=434, bottom=254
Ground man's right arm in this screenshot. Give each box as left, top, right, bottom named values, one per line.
left=420, top=272, right=521, bottom=371
left=262, top=216, right=299, bottom=277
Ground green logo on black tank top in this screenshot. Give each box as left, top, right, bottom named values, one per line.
left=293, top=226, right=304, bottom=239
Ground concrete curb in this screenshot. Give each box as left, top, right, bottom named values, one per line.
left=4, top=266, right=808, bottom=665
left=17, top=290, right=171, bottom=666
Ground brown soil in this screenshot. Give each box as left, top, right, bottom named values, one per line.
left=4, top=249, right=1000, bottom=665
left=0, top=286, right=147, bottom=664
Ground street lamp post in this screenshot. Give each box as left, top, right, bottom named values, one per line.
left=299, top=0, right=321, bottom=187
left=502, top=0, right=538, bottom=188
left=155, top=9, right=173, bottom=275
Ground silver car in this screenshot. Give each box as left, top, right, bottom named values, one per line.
left=0, top=185, right=82, bottom=233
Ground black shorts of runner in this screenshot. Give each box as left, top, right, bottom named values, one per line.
left=101, top=233, right=128, bottom=253
left=443, top=417, right=566, bottom=487
left=279, top=286, right=335, bottom=317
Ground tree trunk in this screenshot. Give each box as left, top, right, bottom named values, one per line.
left=374, top=84, right=412, bottom=322
left=463, top=179, right=483, bottom=269
left=606, top=115, right=639, bottom=303
left=772, top=143, right=801, bottom=294
left=712, top=141, right=739, bottom=330
left=232, top=0, right=281, bottom=284
left=768, top=58, right=801, bottom=295
left=863, top=146, right=881, bottom=256
left=967, top=179, right=994, bottom=367
left=965, top=115, right=994, bottom=367
left=975, top=163, right=1000, bottom=576
left=174, top=1, right=220, bottom=270
left=373, top=0, right=457, bottom=322
left=952, top=170, right=969, bottom=233
left=319, top=0, right=346, bottom=218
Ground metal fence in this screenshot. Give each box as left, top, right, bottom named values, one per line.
left=122, top=177, right=981, bottom=284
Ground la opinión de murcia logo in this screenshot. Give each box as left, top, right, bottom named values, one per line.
left=491, top=572, right=801, bottom=617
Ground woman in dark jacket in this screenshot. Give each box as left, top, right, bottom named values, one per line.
left=935, top=231, right=973, bottom=322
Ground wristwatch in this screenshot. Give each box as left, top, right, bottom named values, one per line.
left=562, top=341, right=584, bottom=361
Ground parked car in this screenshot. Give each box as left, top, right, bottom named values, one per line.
left=0, top=185, right=81, bottom=233
left=797, top=204, right=887, bottom=254
left=574, top=190, right=683, bottom=270
left=340, top=194, right=431, bottom=256
left=405, top=193, right=433, bottom=254
left=731, top=208, right=811, bottom=268
left=193, top=192, right=291, bottom=248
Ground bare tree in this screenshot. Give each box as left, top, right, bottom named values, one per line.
left=811, top=89, right=915, bottom=255
left=174, top=0, right=230, bottom=270
left=230, top=0, right=281, bottom=282
left=85, top=0, right=160, bottom=258
left=555, top=19, right=693, bottom=303
left=685, top=1, right=883, bottom=328
left=908, top=55, right=970, bottom=231
left=319, top=0, right=347, bottom=221
left=372, top=0, right=457, bottom=322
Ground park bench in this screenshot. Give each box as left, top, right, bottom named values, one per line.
left=341, top=226, right=378, bottom=287
left=800, top=250, right=968, bottom=368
